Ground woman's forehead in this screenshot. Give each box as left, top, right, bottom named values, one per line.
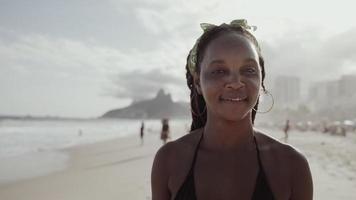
left=203, top=33, right=259, bottom=61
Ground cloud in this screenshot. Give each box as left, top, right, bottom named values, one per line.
left=2, top=17, right=355, bottom=103
left=2, top=0, right=356, bottom=117
left=0, top=34, right=125, bottom=81
left=105, top=20, right=356, bottom=102
left=0, top=33, right=142, bottom=117
left=261, top=27, right=356, bottom=87
left=0, top=31, right=192, bottom=104
left=321, top=28, right=356, bottom=63
left=0, top=32, right=187, bottom=78
left=113, top=0, right=220, bottom=38
left=109, top=68, right=187, bottom=101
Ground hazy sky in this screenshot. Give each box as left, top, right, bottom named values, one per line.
left=1, top=0, right=356, bottom=117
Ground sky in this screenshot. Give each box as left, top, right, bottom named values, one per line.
left=1, top=0, right=356, bottom=118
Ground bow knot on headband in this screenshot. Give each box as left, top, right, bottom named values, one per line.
left=188, top=19, right=257, bottom=75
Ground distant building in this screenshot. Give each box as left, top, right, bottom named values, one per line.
left=308, top=75, right=356, bottom=111
left=273, top=76, right=301, bottom=109
left=308, top=80, right=339, bottom=110
left=339, top=75, right=356, bottom=97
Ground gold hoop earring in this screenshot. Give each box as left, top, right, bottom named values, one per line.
left=252, top=90, right=274, bottom=114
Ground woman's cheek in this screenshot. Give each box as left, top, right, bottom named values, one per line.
left=201, top=73, right=221, bottom=88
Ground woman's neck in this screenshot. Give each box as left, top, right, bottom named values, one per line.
left=203, top=112, right=255, bottom=151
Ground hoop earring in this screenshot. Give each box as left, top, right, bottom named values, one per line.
left=252, top=90, right=274, bottom=114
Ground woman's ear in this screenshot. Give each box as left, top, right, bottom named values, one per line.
left=193, top=73, right=202, bottom=95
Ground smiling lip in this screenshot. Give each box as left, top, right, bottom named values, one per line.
left=220, top=96, right=247, bottom=102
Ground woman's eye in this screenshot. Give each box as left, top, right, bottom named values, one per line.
left=244, top=67, right=257, bottom=74
left=212, top=69, right=226, bottom=75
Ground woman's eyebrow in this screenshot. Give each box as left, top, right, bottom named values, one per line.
left=244, top=58, right=258, bottom=65
left=208, top=58, right=258, bottom=66
left=208, top=59, right=226, bottom=65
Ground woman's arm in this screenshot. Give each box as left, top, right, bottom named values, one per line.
left=151, top=144, right=172, bottom=200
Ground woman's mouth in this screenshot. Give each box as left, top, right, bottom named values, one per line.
left=219, top=96, right=247, bottom=102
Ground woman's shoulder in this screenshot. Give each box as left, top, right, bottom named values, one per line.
left=156, top=128, right=202, bottom=154
left=254, top=129, right=307, bottom=161
left=151, top=128, right=204, bottom=199
left=254, top=129, right=313, bottom=199
left=254, top=129, right=311, bottom=179
left=153, top=128, right=203, bottom=169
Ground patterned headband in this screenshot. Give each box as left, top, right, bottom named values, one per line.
left=187, top=19, right=257, bottom=75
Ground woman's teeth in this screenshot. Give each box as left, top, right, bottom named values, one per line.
left=220, top=97, right=246, bottom=102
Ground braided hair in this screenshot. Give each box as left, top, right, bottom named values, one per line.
left=186, top=24, right=266, bottom=131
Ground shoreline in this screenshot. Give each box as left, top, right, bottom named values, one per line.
left=0, top=132, right=161, bottom=200
left=0, top=128, right=355, bottom=200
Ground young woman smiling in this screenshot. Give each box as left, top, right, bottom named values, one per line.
left=151, top=19, right=313, bottom=200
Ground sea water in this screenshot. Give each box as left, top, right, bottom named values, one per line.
left=0, top=118, right=190, bottom=184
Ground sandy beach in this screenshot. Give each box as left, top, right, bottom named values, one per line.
left=0, top=126, right=355, bottom=200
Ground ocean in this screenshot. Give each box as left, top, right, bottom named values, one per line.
left=0, top=118, right=190, bottom=184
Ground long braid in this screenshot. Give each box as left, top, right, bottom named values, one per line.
left=186, top=25, right=266, bottom=131
left=186, top=53, right=207, bottom=130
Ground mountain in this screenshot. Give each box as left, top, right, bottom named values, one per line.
left=101, top=89, right=190, bottom=119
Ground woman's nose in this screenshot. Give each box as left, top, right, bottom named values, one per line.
left=226, top=72, right=244, bottom=89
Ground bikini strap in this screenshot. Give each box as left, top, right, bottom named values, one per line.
left=252, top=133, right=276, bottom=200
left=188, top=129, right=204, bottom=175
left=253, top=134, right=266, bottom=172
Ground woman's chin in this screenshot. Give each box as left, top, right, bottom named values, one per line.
left=217, top=111, right=251, bottom=123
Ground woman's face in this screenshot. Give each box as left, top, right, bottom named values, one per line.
left=196, top=32, right=261, bottom=122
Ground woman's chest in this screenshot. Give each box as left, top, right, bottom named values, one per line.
left=194, top=157, right=259, bottom=200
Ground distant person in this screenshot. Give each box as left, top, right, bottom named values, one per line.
left=78, top=129, right=83, bottom=136
left=152, top=19, right=313, bottom=200
left=140, top=121, right=145, bottom=145
left=340, top=126, right=346, bottom=136
left=160, top=118, right=170, bottom=145
left=283, top=119, right=290, bottom=142
left=322, top=121, right=328, bottom=133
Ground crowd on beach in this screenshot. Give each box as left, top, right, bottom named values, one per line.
left=259, top=119, right=356, bottom=137
left=295, top=120, right=355, bottom=136
left=139, top=118, right=356, bottom=147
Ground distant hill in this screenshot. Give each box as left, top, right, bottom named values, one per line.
left=101, top=89, right=190, bottom=119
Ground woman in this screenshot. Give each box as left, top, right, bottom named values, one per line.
left=161, top=118, right=170, bottom=145
left=151, top=19, right=313, bottom=200
left=283, top=119, right=290, bottom=143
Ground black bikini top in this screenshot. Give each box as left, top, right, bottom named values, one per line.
left=174, top=131, right=275, bottom=200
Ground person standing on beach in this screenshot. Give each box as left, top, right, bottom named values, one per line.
left=78, top=129, right=83, bottom=136
left=283, top=119, right=290, bottom=143
left=152, top=19, right=313, bottom=200
left=160, top=118, right=170, bottom=145
left=140, top=121, right=145, bottom=145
